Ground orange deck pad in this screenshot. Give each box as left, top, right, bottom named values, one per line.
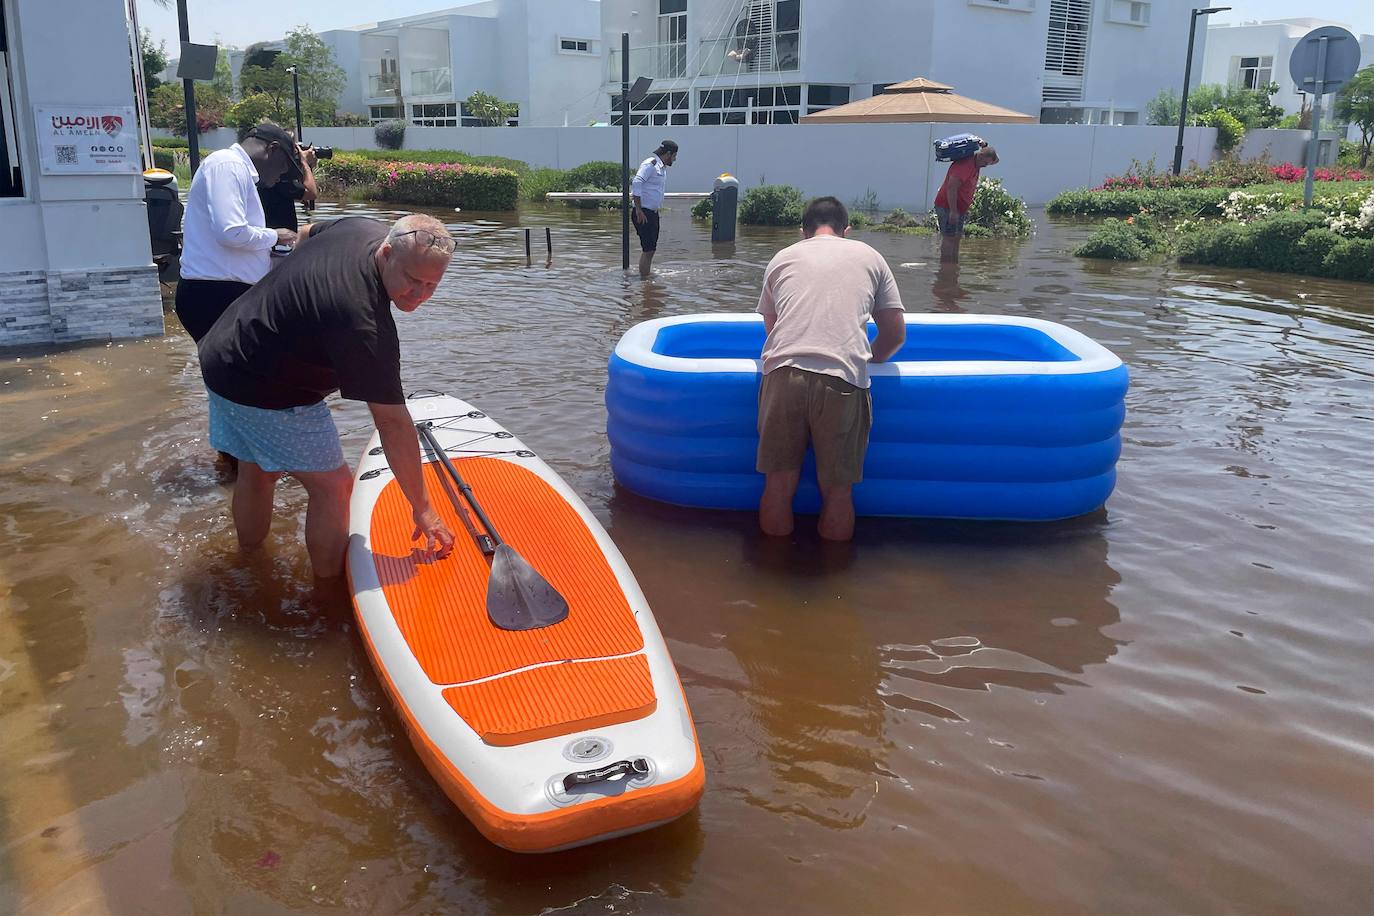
left=443, top=655, right=656, bottom=746
left=369, top=459, right=646, bottom=686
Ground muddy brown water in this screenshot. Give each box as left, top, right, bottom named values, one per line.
left=1, top=203, right=1371, bottom=915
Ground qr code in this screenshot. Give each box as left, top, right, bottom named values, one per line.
left=55, top=145, right=78, bottom=164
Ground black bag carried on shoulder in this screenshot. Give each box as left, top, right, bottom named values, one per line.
left=934, top=133, right=986, bottom=162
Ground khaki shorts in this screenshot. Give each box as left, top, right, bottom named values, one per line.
left=756, top=366, right=872, bottom=487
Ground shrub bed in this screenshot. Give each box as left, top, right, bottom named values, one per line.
left=739, top=185, right=803, bottom=226
left=315, top=154, right=518, bottom=210
left=1176, top=210, right=1374, bottom=281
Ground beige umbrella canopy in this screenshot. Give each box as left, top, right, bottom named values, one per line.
left=800, top=77, right=1035, bottom=124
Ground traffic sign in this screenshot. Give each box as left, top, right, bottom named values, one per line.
left=1289, top=26, right=1361, bottom=95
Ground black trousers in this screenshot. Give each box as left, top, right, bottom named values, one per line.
left=174, top=278, right=252, bottom=343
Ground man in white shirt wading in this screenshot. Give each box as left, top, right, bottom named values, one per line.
left=174, top=122, right=303, bottom=342
left=755, top=196, right=907, bottom=542
left=631, top=139, right=678, bottom=279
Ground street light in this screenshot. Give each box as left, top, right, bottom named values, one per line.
left=1174, top=6, right=1231, bottom=175
left=285, top=65, right=303, bottom=141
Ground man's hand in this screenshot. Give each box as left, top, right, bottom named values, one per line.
left=633, top=207, right=646, bottom=225
left=412, top=505, right=455, bottom=558
left=275, top=228, right=298, bottom=246
left=301, top=146, right=318, bottom=169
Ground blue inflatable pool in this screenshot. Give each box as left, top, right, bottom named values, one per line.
left=606, top=313, right=1128, bottom=521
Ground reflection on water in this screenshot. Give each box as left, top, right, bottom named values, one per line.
left=2, top=204, right=1372, bottom=914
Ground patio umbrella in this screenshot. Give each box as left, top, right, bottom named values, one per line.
left=799, top=77, right=1035, bottom=124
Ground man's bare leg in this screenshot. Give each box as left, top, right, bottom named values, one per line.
left=233, top=461, right=281, bottom=550
left=639, top=250, right=655, bottom=279
left=817, top=483, right=856, bottom=542
left=293, top=465, right=354, bottom=579
left=940, top=232, right=961, bottom=263
left=760, top=469, right=801, bottom=537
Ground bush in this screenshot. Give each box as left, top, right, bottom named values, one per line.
left=739, top=184, right=804, bottom=226
left=227, top=94, right=279, bottom=137
left=1048, top=186, right=1235, bottom=217
left=152, top=148, right=176, bottom=171
left=314, top=155, right=518, bottom=210
left=692, top=196, right=713, bottom=220
left=1176, top=222, right=1256, bottom=267
left=962, top=177, right=1032, bottom=237
left=521, top=167, right=566, bottom=201
left=345, top=148, right=531, bottom=175
left=562, top=161, right=624, bottom=190
left=1246, top=211, right=1327, bottom=271
left=374, top=120, right=406, bottom=150
left=1323, top=237, right=1374, bottom=281
left=1074, top=219, right=1146, bottom=260
left=1197, top=109, right=1244, bottom=153
left=151, top=136, right=189, bottom=148
left=1292, top=228, right=1343, bottom=275
left=847, top=210, right=871, bottom=228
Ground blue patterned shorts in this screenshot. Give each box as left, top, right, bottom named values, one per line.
left=207, top=389, right=346, bottom=473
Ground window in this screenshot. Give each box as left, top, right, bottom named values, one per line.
left=807, top=85, right=850, bottom=107
left=369, top=104, right=402, bottom=122
left=1237, top=55, right=1273, bottom=90
left=696, top=83, right=800, bottom=125
left=1045, top=0, right=1092, bottom=78
left=611, top=91, right=688, bottom=127
left=658, top=2, right=687, bottom=78
left=410, top=67, right=452, bottom=96
left=0, top=1, right=22, bottom=197
left=872, top=83, right=894, bottom=95
left=1108, top=0, right=1149, bottom=24
left=560, top=38, right=595, bottom=54
left=411, top=102, right=457, bottom=127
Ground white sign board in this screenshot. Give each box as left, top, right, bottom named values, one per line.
left=34, top=105, right=140, bottom=175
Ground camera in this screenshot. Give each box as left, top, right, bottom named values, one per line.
left=301, top=143, right=333, bottom=160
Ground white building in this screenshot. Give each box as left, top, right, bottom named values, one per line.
left=599, top=0, right=1206, bottom=127
left=1203, top=18, right=1374, bottom=117
left=315, top=0, right=604, bottom=128
left=0, top=0, right=162, bottom=349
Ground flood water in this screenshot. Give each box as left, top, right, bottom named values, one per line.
left=1, top=202, right=1371, bottom=915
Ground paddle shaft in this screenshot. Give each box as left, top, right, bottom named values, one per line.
left=416, top=422, right=504, bottom=554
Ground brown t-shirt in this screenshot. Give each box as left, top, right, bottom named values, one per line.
left=756, top=235, right=904, bottom=389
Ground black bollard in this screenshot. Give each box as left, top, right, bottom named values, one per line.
left=545, top=227, right=552, bottom=258
left=525, top=228, right=531, bottom=264
left=711, top=175, right=739, bottom=244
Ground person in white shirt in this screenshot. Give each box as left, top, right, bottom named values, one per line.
left=630, top=139, right=678, bottom=279
left=174, top=122, right=303, bottom=342
left=755, top=196, right=906, bottom=542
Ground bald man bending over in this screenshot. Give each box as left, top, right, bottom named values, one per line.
left=196, top=214, right=457, bottom=582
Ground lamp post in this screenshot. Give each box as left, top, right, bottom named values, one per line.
left=1174, top=6, right=1230, bottom=175
left=286, top=65, right=303, bottom=140
left=176, top=0, right=199, bottom=173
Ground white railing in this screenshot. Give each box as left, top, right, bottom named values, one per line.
left=368, top=74, right=400, bottom=98
left=609, top=31, right=800, bottom=82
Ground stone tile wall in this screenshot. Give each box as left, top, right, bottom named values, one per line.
left=0, top=267, right=164, bottom=349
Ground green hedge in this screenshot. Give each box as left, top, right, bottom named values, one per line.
left=152, top=148, right=176, bottom=171
left=740, top=185, right=803, bottom=226
left=1074, top=219, right=1148, bottom=260
left=315, top=155, right=519, bottom=210
left=1048, top=187, right=1235, bottom=217
left=1176, top=211, right=1374, bottom=281
left=342, top=148, right=532, bottom=176
left=151, top=137, right=189, bottom=149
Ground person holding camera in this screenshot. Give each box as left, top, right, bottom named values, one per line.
left=259, top=133, right=326, bottom=234
left=175, top=122, right=302, bottom=342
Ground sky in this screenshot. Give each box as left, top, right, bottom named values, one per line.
left=136, top=0, right=1374, bottom=54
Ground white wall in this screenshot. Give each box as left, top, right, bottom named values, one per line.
left=174, top=123, right=1234, bottom=208
left=319, top=30, right=365, bottom=117
left=1205, top=20, right=1374, bottom=117
left=0, top=0, right=151, bottom=274
left=524, top=0, right=604, bottom=128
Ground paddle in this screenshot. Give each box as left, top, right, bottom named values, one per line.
left=416, top=421, right=570, bottom=631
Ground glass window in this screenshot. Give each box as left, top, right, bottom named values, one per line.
left=1238, top=55, right=1274, bottom=90
left=699, top=112, right=722, bottom=125
left=671, top=113, right=689, bottom=125
left=700, top=90, right=724, bottom=108
left=780, top=85, right=801, bottom=105
left=773, top=109, right=798, bottom=124
left=776, top=0, right=800, bottom=31
left=561, top=38, right=592, bottom=52
left=659, top=0, right=687, bottom=12
left=0, top=4, right=21, bottom=197
left=807, top=85, right=850, bottom=106
left=724, top=111, right=746, bottom=124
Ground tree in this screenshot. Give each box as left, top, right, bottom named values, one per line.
left=227, top=93, right=278, bottom=136
left=1336, top=67, right=1374, bottom=167
left=147, top=82, right=228, bottom=135
left=139, top=28, right=168, bottom=91
left=237, top=44, right=291, bottom=125
left=465, top=90, right=518, bottom=126
left=212, top=44, right=237, bottom=99
left=280, top=26, right=346, bottom=126
left=1146, top=88, right=1179, bottom=126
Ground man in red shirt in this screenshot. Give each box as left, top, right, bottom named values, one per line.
left=935, top=145, right=999, bottom=262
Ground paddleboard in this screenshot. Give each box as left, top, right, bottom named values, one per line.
left=346, top=394, right=705, bottom=852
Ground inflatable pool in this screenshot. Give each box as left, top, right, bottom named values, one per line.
left=606, top=313, right=1128, bottom=521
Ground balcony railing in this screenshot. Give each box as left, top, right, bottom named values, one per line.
left=368, top=74, right=400, bottom=97
left=410, top=68, right=453, bottom=97
left=609, top=31, right=800, bottom=82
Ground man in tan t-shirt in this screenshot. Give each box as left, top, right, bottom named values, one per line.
left=755, top=196, right=907, bottom=541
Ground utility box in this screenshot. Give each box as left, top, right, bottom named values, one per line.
left=711, top=174, right=739, bottom=243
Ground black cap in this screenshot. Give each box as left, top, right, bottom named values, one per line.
left=660, top=139, right=679, bottom=153
left=244, top=122, right=304, bottom=177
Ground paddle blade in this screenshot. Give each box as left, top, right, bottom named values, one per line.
left=486, top=544, right=570, bottom=631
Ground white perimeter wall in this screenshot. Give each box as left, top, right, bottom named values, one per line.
left=169, top=123, right=1233, bottom=208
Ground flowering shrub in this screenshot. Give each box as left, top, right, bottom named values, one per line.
left=1096, top=155, right=1366, bottom=192
left=1270, top=162, right=1367, bottom=182
left=315, top=154, right=518, bottom=210
left=918, top=178, right=1032, bottom=238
